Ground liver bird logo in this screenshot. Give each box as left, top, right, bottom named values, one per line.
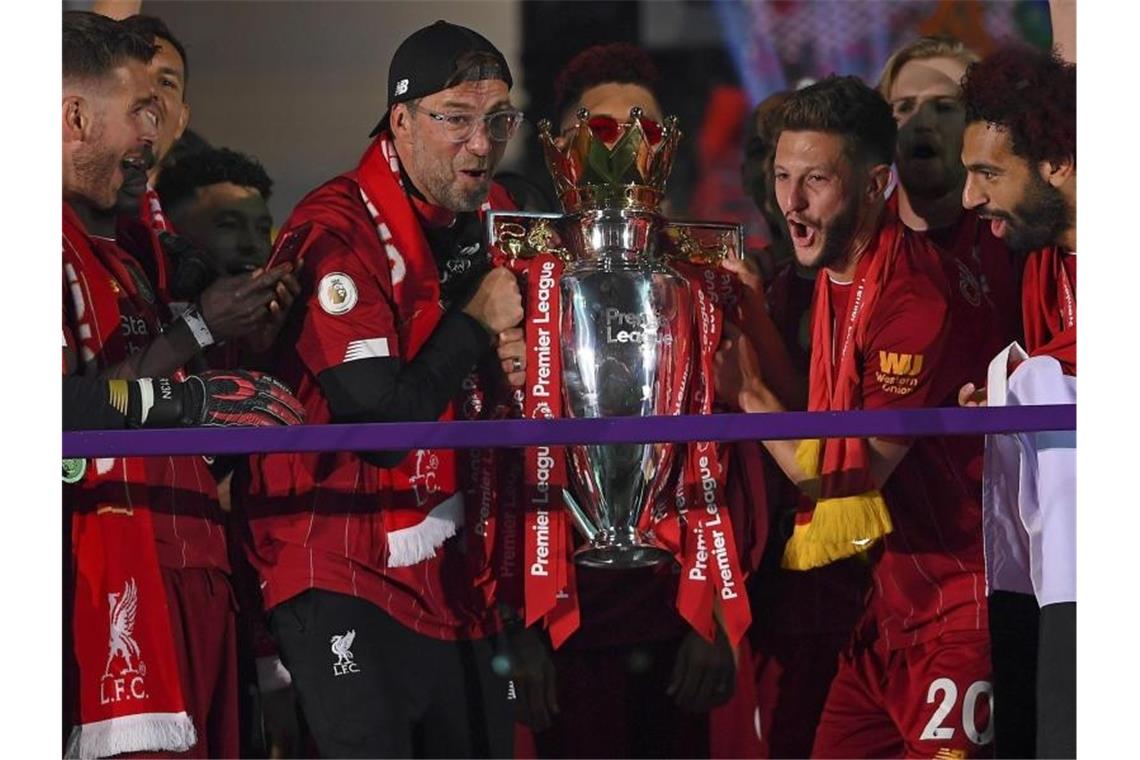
left=330, top=629, right=356, bottom=668
left=103, top=578, right=142, bottom=678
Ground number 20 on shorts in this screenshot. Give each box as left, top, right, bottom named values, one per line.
left=920, top=678, right=994, bottom=745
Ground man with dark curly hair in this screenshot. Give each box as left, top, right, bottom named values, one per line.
left=157, top=147, right=275, bottom=276
left=961, top=48, right=1075, bottom=257
left=960, top=45, right=1076, bottom=759
left=715, top=75, right=997, bottom=758
left=552, top=41, right=664, bottom=136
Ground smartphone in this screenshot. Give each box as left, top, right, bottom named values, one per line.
left=264, top=221, right=315, bottom=271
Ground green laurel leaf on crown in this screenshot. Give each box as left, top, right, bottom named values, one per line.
left=586, top=137, right=617, bottom=184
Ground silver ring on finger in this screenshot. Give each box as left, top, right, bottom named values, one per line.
left=511, top=357, right=523, bottom=372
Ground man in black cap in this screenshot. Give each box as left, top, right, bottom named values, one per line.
left=237, top=20, right=526, bottom=758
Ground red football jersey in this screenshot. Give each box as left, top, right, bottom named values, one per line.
left=826, top=219, right=998, bottom=651
left=240, top=173, right=513, bottom=641
left=926, top=208, right=1023, bottom=381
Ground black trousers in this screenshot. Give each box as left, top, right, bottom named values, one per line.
left=988, top=592, right=1076, bottom=759
left=1037, top=602, right=1076, bottom=759
left=989, top=590, right=1040, bottom=758
left=270, top=589, right=513, bottom=759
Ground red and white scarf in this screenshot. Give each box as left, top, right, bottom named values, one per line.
left=114, top=186, right=178, bottom=308
left=63, top=203, right=195, bottom=758
left=351, top=137, right=510, bottom=577
left=781, top=213, right=905, bottom=571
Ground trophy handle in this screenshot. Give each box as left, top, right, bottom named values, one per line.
left=562, top=490, right=598, bottom=542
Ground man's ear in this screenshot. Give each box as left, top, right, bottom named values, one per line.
left=866, top=163, right=892, bottom=200
left=390, top=105, right=410, bottom=136
left=1039, top=155, right=1075, bottom=188
left=62, top=95, right=86, bottom=142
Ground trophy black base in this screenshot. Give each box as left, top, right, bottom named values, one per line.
left=574, top=540, right=675, bottom=569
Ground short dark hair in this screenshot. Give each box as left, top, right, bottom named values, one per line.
left=63, top=11, right=156, bottom=83
left=779, top=75, right=897, bottom=167
left=553, top=42, right=661, bottom=126
left=961, top=46, right=1075, bottom=166
left=120, top=14, right=190, bottom=94
left=161, top=128, right=213, bottom=172
left=156, top=147, right=273, bottom=212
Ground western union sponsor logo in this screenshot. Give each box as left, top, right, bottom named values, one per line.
left=878, top=351, right=924, bottom=377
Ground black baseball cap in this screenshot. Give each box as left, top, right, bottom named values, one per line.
left=369, top=20, right=513, bottom=137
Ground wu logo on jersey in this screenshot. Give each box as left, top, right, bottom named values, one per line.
left=878, top=351, right=924, bottom=377
left=100, top=578, right=149, bottom=704
left=876, top=352, right=925, bottom=396
left=331, top=630, right=360, bottom=676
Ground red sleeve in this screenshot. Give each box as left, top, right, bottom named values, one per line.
left=293, top=228, right=400, bottom=378
left=861, top=267, right=950, bottom=438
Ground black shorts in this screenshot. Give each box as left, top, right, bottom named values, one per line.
left=269, top=589, right=512, bottom=758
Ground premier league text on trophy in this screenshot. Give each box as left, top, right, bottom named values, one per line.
left=529, top=258, right=559, bottom=579
left=529, top=259, right=557, bottom=413
left=686, top=448, right=739, bottom=600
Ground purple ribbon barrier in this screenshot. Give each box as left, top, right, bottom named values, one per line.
left=62, top=404, right=1075, bottom=458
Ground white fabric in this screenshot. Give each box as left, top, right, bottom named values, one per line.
left=65, top=711, right=197, bottom=759
left=385, top=491, right=465, bottom=568
left=982, top=344, right=1077, bottom=606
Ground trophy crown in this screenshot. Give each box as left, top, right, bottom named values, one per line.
left=538, top=108, right=682, bottom=214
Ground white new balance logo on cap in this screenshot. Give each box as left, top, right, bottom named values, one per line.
left=395, top=78, right=409, bottom=96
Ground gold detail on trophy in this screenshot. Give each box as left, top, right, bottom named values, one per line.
left=527, top=218, right=570, bottom=260
left=538, top=107, right=682, bottom=214
left=661, top=225, right=739, bottom=265
left=494, top=218, right=572, bottom=261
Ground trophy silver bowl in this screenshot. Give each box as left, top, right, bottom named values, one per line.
left=487, top=108, right=740, bottom=569
left=559, top=208, right=691, bottom=567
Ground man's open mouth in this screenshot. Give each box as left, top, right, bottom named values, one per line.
left=979, top=212, right=1012, bottom=239
left=119, top=155, right=150, bottom=193
left=787, top=219, right=817, bottom=248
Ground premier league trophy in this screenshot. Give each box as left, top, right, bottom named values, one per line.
left=488, top=108, right=741, bottom=568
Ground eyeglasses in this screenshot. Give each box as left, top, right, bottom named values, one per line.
left=409, top=104, right=525, bottom=143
